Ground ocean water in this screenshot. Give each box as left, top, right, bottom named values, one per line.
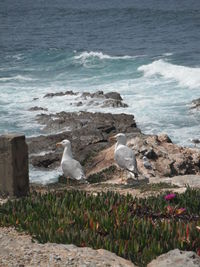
left=0, top=0, right=200, bottom=183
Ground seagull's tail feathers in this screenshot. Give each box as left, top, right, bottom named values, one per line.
left=127, top=168, right=139, bottom=182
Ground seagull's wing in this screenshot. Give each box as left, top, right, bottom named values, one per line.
left=114, top=145, right=137, bottom=172
left=61, top=158, right=85, bottom=180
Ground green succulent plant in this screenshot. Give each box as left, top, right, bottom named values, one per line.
left=0, top=187, right=199, bottom=267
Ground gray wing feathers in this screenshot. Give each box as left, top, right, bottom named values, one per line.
left=61, top=159, right=85, bottom=180
left=115, top=145, right=138, bottom=173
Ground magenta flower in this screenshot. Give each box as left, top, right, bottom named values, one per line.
left=164, top=193, right=176, bottom=200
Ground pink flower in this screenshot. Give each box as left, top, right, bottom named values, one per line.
left=164, top=193, right=176, bottom=200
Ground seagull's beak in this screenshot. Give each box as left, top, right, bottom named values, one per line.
left=109, top=135, right=117, bottom=142
left=56, top=142, right=62, bottom=148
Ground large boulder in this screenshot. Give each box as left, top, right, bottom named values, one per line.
left=147, top=249, right=200, bottom=267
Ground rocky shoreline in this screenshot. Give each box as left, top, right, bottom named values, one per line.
left=27, top=91, right=200, bottom=183
left=1, top=90, right=200, bottom=267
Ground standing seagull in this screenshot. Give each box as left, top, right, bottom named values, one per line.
left=110, top=133, right=139, bottom=181
left=56, top=139, right=86, bottom=182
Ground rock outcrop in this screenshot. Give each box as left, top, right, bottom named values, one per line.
left=191, top=98, right=200, bottom=110
left=28, top=106, right=48, bottom=111
left=0, top=227, right=136, bottom=267
left=28, top=111, right=140, bottom=170
left=88, top=133, right=200, bottom=179
left=147, top=249, right=200, bottom=267
left=42, top=90, right=128, bottom=109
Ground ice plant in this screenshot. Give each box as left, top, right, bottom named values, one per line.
left=164, top=193, right=176, bottom=200
left=186, top=224, right=190, bottom=243
left=196, top=226, right=200, bottom=232
left=176, top=208, right=186, bottom=215
left=166, top=205, right=174, bottom=214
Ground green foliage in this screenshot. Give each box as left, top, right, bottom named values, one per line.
left=0, top=188, right=199, bottom=266
left=137, top=182, right=179, bottom=192
left=87, top=166, right=117, bottom=183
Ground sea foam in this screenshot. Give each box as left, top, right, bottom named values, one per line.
left=74, top=51, right=133, bottom=61
left=0, top=75, right=34, bottom=82
left=138, top=59, right=200, bottom=89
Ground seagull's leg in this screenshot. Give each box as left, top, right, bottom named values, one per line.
left=125, top=170, right=130, bottom=181
left=134, top=172, right=139, bottom=183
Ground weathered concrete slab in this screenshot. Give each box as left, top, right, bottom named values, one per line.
left=172, top=175, right=200, bottom=188
left=0, top=133, right=29, bottom=197
left=149, top=175, right=200, bottom=188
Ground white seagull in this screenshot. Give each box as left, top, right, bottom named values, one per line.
left=56, top=139, right=86, bottom=182
left=110, top=133, right=139, bottom=181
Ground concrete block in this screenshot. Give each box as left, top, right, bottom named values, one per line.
left=0, top=133, right=29, bottom=197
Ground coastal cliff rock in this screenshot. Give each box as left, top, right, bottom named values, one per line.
left=41, top=90, right=128, bottom=109
left=28, top=111, right=140, bottom=169
left=88, top=133, right=200, bottom=179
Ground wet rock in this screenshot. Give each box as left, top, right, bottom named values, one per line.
left=102, top=99, right=128, bottom=108
left=147, top=249, right=200, bottom=267
left=104, top=92, right=122, bottom=100
left=43, top=90, right=128, bottom=108
left=81, top=91, right=104, bottom=99
left=190, top=139, right=200, bottom=147
left=44, top=90, right=78, bottom=98
left=76, top=101, right=83, bottom=106
left=28, top=106, right=48, bottom=112
left=191, top=98, right=200, bottom=110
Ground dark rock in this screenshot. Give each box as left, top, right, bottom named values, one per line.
left=28, top=106, right=48, bottom=112
left=76, top=101, right=83, bottom=107
left=28, top=112, right=140, bottom=170
left=102, top=99, right=128, bottom=108
left=33, top=97, right=39, bottom=101
left=191, top=98, right=200, bottom=109
left=44, top=91, right=78, bottom=98
left=43, top=90, right=128, bottom=108
left=191, top=138, right=200, bottom=146
left=104, top=92, right=122, bottom=100
left=144, top=148, right=158, bottom=160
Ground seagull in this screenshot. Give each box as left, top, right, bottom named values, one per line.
left=143, top=156, right=152, bottom=169
left=110, top=133, right=139, bottom=181
left=56, top=139, right=86, bottom=182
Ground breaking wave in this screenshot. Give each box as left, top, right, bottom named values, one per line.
left=0, top=75, right=34, bottom=82
left=138, top=59, right=200, bottom=89
left=74, top=51, right=134, bottom=61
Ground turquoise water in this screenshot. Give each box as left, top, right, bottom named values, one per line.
left=0, top=50, right=199, bottom=146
